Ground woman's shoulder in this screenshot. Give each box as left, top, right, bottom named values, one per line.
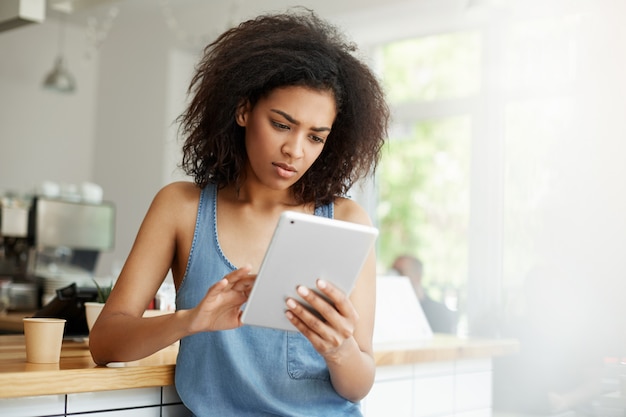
left=157, top=181, right=200, bottom=197
left=152, top=181, right=202, bottom=210
left=332, top=197, right=373, bottom=227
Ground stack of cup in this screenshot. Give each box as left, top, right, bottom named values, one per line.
left=23, top=318, right=66, bottom=364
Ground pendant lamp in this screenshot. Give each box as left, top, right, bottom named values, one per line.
left=42, top=14, right=76, bottom=93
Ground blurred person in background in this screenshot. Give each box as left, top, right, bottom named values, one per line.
left=392, top=255, right=457, bottom=334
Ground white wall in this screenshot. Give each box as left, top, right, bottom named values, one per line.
left=0, top=5, right=196, bottom=278
left=90, top=6, right=184, bottom=277
left=0, top=19, right=98, bottom=195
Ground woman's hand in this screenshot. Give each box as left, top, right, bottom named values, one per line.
left=187, top=267, right=256, bottom=334
left=285, top=279, right=359, bottom=361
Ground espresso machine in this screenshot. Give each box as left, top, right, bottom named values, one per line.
left=0, top=196, right=34, bottom=312
left=0, top=193, right=115, bottom=315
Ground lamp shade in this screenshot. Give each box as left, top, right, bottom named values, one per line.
left=42, top=55, right=76, bottom=93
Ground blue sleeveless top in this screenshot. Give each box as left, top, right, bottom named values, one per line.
left=175, top=184, right=363, bottom=417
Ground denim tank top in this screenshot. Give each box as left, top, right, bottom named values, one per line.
left=175, top=184, right=363, bottom=417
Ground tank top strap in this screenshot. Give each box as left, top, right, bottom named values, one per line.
left=314, top=201, right=334, bottom=219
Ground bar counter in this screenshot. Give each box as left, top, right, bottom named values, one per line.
left=373, top=335, right=518, bottom=366
left=0, top=335, right=178, bottom=399
left=0, top=333, right=518, bottom=399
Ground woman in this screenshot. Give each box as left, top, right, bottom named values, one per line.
left=89, top=9, right=389, bottom=416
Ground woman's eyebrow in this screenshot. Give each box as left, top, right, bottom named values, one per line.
left=270, top=109, right=331, bottom=132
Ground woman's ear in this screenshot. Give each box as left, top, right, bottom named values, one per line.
left=235, top=101, right=250, bottom=127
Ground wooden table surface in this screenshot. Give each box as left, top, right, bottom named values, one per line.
left=373, top=334, right=519, bottom=366
left=0, top=333, right=518, bottom=399
left=0, top=335, right=178, bottom=399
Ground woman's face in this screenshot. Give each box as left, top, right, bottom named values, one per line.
left=237, top=86, right=336, bottom=191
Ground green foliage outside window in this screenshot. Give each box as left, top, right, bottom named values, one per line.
left=375, top=30, right=479, bottom=296
left=377, top=118, right=471, bottom=292
left=381, top=31, right=480, bottom=104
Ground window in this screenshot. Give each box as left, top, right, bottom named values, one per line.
left=375, top=31, right=481, bottom=329
left=363, top=0, right=620, bottom=341
left=381, top=32, right=481, bottom=103
left=378, top=117, right=471, bottom=299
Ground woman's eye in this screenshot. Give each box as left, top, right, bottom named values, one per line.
left=310, top=135, right=326, bottom=144
left=272, top=121, right=289, bottom=130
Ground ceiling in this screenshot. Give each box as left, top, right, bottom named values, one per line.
left=47, top=0, right=428, bottom=19
left=37, top=0, right=457, bottom=51
left=2, top=0, right=477, bottom=41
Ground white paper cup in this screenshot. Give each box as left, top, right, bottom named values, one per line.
left=23, top=318, right=66, bottom=364
left=84, top=302, right=105, bottom=332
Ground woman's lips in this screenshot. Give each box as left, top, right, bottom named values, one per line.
left=272, top=162, right=297, bottom=179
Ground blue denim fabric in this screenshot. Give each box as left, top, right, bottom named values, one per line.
left=175, top=184, right=362, bottom=416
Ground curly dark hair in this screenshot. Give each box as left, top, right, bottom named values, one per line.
left=178, top=8, right=389, bottom=205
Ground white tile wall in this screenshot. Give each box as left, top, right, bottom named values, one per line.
left=456, top=358, right=492, bottom=373
left=455, top=357, right=492, bottom=414
left=0, top=394, right=65, bottom=417
left=78, top=407, right=161, bottom=416
left=374, top=363, right=414, bottom=381
left=455, top=370, right=492, bottom=410
left=0, top=386, right=186, bottom=417
left=363, top=358, right=495, bottom=417
left=414, top=374, right=455, bottom=417
left=363, top=363, right=415, bottom=417
left=67, top=387, right=161, bottom=413
left=414, top=360, right=455, bottom=377
left=455, top=409, right=492, bottom=417
left=364, top=378, right=414, bottom=417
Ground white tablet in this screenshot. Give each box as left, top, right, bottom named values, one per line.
left=241, top=210, right=378, bottom=331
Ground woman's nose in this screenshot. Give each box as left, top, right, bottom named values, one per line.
left=281, top=134, right=305, bottom=159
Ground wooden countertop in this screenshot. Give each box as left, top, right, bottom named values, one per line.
left=374, top=334, right=519, bottom=366
left=0, top=335, right=178, bottom=399
left=0, top=334, right=518, bottom=399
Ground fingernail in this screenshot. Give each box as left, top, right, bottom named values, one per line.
left=317, top=279, right=327, bottom=289
left=297, top=286, right=309, bottom=297
left=286, top=298, right=297, bottom=308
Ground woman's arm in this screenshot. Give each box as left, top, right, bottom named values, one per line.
left=89, top=182, right=254, bottom=365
